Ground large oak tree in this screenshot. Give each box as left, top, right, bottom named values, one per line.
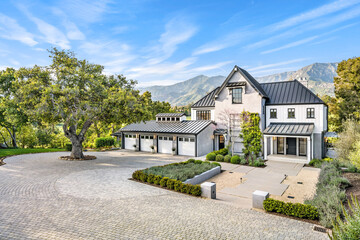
left=15, top=49, right=153, bottom=158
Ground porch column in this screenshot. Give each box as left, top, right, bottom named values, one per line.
left=307, top=137, right=311, bottom=162
left=270, top=136, right=274, bottom=155
left=264, top=136, right=268, bottom=160
left=284, top=137, right=287, bottom=155
left=296, top=138, right=299, bottom=156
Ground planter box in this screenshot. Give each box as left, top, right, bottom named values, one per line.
left=183, top=166, right=221, bottom=185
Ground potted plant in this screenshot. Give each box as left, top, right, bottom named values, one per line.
left=133, top=144, right=137, bottom=151
left=150, top=145, right=155, bottom=153
left=172, top=147, right=176, bottom=155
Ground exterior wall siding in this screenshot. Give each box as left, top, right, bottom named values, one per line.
left=197, top=124, right=216, bottom=156
left=265, top=104, right=327, bottom=133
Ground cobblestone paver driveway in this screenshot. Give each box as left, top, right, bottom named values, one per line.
left=0, top=150, right=328, bottom=239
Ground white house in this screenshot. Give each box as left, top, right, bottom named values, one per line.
left=114, top=65, right=328, bottom=163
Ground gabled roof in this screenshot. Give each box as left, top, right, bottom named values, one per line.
left=191, top=87, right=219, bottom=108
left=260, top=80, right=324, bottom=105
left=156, top=113, right=185, bottom=117
left=114, top=120, right=214, bottom=135
left=263, top=123, right=314, bottom=136
left=215, top=66, right=268, bottom=98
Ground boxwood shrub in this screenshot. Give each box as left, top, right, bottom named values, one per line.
left=216, top=154, right=224, bottom=162
left=153, top=175, right=162, bottom=185
left=65, top=143, right=72, bottom=151
left=224, top=155, right=231, bottom=163
left=231, top=155, right=241, bottom=164
left=206, top=152, right=216, bottom=161
left=160, top=177, right=169, bottom=187
left=95, top=137, right=115, bottom=148
left=263, top=198, right=319, bottom=220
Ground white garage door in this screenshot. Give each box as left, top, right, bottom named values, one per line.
left=140, top=135, right=153, bottom=152
left=158, top=136, right=173, bottom=154
left=124, top=134, right=136, bottom=150
left=178, top=137, right=195, bottom=156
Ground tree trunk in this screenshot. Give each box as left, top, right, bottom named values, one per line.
left=0, top=131, right=8, bottom=148
left=12, top=127, right=17, bottom=148
left=70, top=136, right=84, bottom=159
left=63, top=120, right=93, bottom=159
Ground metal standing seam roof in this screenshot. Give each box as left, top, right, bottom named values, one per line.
left=114, top=120, right=214, bottom=135
left=191, top=87, right=219, bottom=108
left=263, top=123, right=314, bottom=136
left=155, top=113, right=186, bottom=117
left=260, top=80, right=324, bottom=105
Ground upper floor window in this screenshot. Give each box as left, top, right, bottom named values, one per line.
left=232, top=88, right=242, bottom=104
left=196, top=110, right=211, bottom=120
left=270, top=109, right=277, bottom=118
left=288, top=108, right=295, bottom=118
left=307, top=108, right=315, bottom=118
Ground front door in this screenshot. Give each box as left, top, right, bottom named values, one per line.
left=277, top=137, right=284, bottom=154
left=219, top=135, right=225, bottom=149
left=287, top=138, right=296, bottom=155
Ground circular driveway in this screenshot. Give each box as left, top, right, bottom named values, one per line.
left=0, top=150, right=328, bottom=239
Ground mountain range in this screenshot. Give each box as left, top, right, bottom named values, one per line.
left=139, top=63, right=338, bottom=106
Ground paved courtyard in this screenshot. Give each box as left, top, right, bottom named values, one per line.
left=0, top=150, right=328, bottom=239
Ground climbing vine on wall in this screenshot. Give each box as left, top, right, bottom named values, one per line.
left=239, top=111, right=262, bottom=157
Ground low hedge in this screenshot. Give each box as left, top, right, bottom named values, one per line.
left=65, top=143, right=72, bottom=151
left=212, top=148, right=228, bottom=156
left=132, top=170, right=202, bottom=196
left=206, top=152, right=216, bottom=161
left=95, top=137, right=115, bottom=148
left=263, top=198, right=319, bottom=220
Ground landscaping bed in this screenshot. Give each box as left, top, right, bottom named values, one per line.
left=132, top=159, right=221, bottom=196
left=206, top=148, right=266, bottom=167
left=344, top=172, right=360, bottom=202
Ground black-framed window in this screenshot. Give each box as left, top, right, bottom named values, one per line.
left=232, top=88, right=242, bottom=104
left=270, top=109, right=277, bottom=118
left=288, top=108, right=295, bottom=118
left=196, top=110, right=211, bottom=120
left=307, top=108, right=315, bottom=118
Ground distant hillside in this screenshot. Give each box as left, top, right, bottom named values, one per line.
left=140, top=62, right=337, bottom=106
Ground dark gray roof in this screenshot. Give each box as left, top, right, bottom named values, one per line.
left=216, top=66, right=268, bottom=98
left=191, top=87, right=219, bottom=108
left=114, top=120, right=214, bottom=135
left=260, top=80, right=324, bottom=105
left=156, top=113, right=185, bottom=117
left=263, top=123, right=314, bottom=136
left=226, top=82, right=246, bottom=87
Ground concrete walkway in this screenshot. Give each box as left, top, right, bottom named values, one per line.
left=215, top=161, right=304, bottom=208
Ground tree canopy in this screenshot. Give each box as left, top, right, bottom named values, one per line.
left=13, top=48, right=169, bottom=158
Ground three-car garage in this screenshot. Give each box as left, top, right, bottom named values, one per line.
left=114, top=113, right=216, bottom=157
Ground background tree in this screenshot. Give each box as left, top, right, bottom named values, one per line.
left=334, top=57, right=360, bottom=129
left=0, top=68, right=28, bottom=147
left=15, top=48, right=153, bottom=159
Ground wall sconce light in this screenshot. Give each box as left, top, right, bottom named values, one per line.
left=211, top=135, right=215, bottom=140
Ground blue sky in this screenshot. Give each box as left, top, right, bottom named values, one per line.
left=0, top=0, right=360, bottom=87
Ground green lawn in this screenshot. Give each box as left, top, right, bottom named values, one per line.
left=0, top=148, right=66, bottom=158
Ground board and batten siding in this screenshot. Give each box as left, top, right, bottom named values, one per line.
left=197, top=123, right=217, bottom=156
left=265, top=104, right=327, bottom=133
left=214, top=71, right=264, bottom=129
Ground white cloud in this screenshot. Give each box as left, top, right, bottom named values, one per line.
left=0, top=13, right=37, bottom=46
left=261, top=36, right=319, bottom=54
left=189, top=61, right=233, bottom=72
left=18, top=6, right=70, bottom=49
left=193, top=28, right=251, bottom=55
left=61, top=0, right=112, bottom=23
left=52, top=8, right=85, bottom=41
left=248, top=58, right=308, bottom=71
left=268, top=0, right=360, bottom=32
left=146, top=16, right=198, bottom=64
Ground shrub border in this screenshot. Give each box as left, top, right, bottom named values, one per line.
left=263, top=198, right=319, bottom=220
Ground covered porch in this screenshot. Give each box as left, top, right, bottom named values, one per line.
left=263, top=123, right=314, bottom=163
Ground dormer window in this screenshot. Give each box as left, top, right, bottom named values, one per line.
left=232, top=88, right=242, bottom=104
